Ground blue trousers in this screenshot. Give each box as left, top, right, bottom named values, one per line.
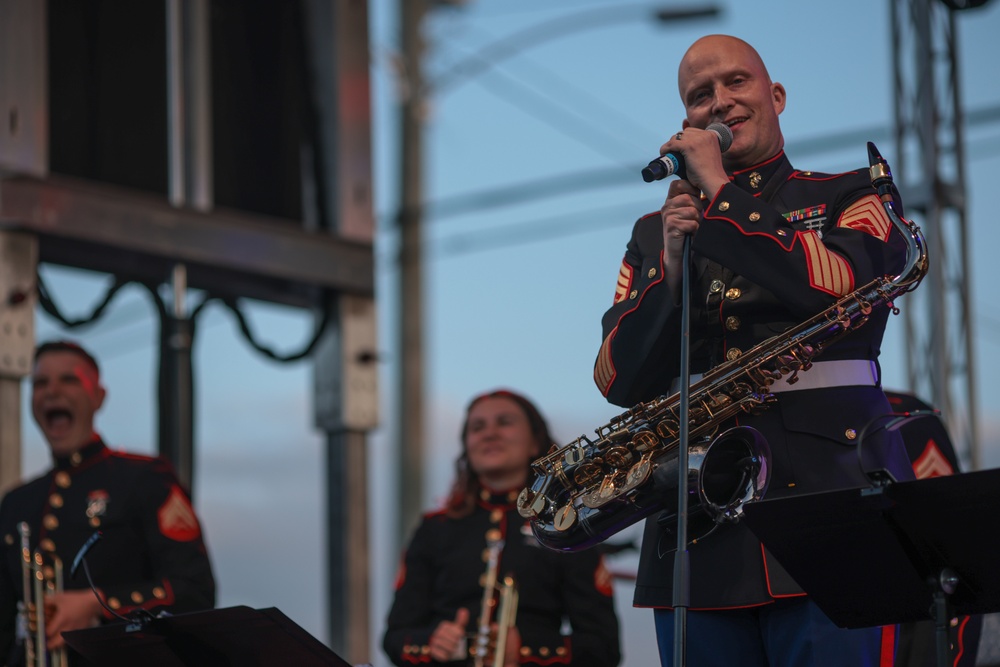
left=653, top=598, right=895, bottom=667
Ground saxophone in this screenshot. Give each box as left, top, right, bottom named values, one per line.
left=517, top=143, right=928, bottom=552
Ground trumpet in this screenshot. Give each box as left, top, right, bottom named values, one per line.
left=471, top=536, right=519, bottom=667
left=18, top=522, right=68, bottom=667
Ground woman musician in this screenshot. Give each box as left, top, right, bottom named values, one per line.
left=382, top=389, right=621, bottom=667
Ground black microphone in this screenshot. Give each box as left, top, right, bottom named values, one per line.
left=641, top=122, right=734, bottom=182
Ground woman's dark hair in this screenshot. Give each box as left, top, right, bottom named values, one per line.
left=444, top=389, right=555, bottom=517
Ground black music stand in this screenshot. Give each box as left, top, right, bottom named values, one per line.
left=741, top=468, right=1000, bottom=667
left=62, top=605, right=353, bottom=667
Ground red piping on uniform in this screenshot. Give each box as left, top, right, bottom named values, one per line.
left=879, top=624, right=896, bottom=667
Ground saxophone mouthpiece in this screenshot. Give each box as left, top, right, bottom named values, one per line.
left=867, top=141, right=883, bottom=167
left=867, top=142, right=894, bottom=199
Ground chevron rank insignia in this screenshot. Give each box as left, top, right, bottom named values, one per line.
left=613, top=260, right=633, bottom=304
left=837, top=194, right=892, bottom=241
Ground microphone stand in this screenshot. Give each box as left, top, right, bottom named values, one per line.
left=672, top=235, right=693, bottom=667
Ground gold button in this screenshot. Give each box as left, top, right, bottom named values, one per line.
left=776, top=229, right=787, bottom=236
left=845, top=429, right=857, bottom=440
left=709, top=280, right=724, bottom=293
left=55, top=472, right=71, bottom=488
left=39, top=538, right=55, bottom=553
left=725, top=288, right=742, bottom=300
left=556, top=647, right=568, bottom=656
left=3, top=534, right=12, bottom=546
left=520, top=647, right=532, bottom=657
left=131, top=591, right=144, bottom=604
left=421, top=646, right=430, bottom=656
left=540, top=647, right=551, bottom=657
left=629, top=289, right=638, bottom=300
left=726, top=348, right=743, bottom=360
left=43, top=514, right=58, bottom=530
left=725, top=316, right=741, bottom=331
left=490, top=508, right=503, bottom=523
left=749, top=212, right=761, bottom=222
left=89, top=517, right=101, bottom=528
left=153, top=587, right=166, bottom=600
left=108, top=597, right=121, bottom=610
left=718, top=201, right=730, bottom=211
left=49, top=494, right=63, bottom=508
left=647, top=267, right=657, bottom=278
left=70, top=453, right=83, bottom=466
left=802, top=171, right=812, bottom=176
left=486, top=528, right=502, bottom=542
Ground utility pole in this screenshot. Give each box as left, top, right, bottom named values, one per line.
left=397, top=0, right=429, bottom=545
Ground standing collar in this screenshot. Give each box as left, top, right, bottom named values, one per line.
left=52, top=437, right=108, bottom=471
left=728, top=151, right=792, bottom=195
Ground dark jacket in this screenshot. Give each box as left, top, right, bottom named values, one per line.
left=0, top=439, right=216, bottom=665
left=595, top=151, right=917, bottom=608
left=383, top=489, right=621, bottom=666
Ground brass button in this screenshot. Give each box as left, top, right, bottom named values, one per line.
left=49, top=494, right=63, bottom=508
left=89, top=517, right=101, bottom=528
left=3, top=534, right=12, bottom=546
left=556, top=647, right=568, bottom=656
left=420, top=646, right=430, bottom=656
left=131, top=591, right=144, bottom=604
left=153, top=587, right=167, bottom=600
left=776, top=229, right=788, bottom=236
left=55, top=472, right=71, bottom=488
left=709, top=280, right=724, bottom=294
left=845, top=429, right=858, bottom=440
left=485, top=528, right=502, bottom=542
left=490, top=508, right=503, bottom=523
left=108, top=597, right=121, bottom=610
left=43, top=514, right=58, bottom=530
left=647, top=267, right=657, bottom=278
left=70, top=453, right=83, bottom=467
left=749, top=212, right=761, bottom=222
left=520, top=647, right=532, bottom=657
left=718, top=201, right=730, bottom=211
left=725, top=316, right=741, bottom=331
left=725, top=288, right=742, bottom=300
left=802, top=171, right=812, bottom=176
left=726, top=348, right=743, bottom=361
left=629, top=289, right=638, bottom=300
left=39, top=538, right=55, bottom=553
left=540, top=647, right=551, bottom=657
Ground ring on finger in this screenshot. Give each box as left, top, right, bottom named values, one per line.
left=675, top=132, right=683, bottom=140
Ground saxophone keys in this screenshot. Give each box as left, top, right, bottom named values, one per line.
left=603, top=446, right=632, bottom=468
left=623, top=457, right=652, bottom=491
left=553, top=504, right=578, bottom=532
left=516, top=488, right=535, bottom=518
left=516, top=488, right=547, bottom=519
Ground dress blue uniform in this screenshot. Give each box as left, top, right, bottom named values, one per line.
left=595, top=151, right=916, bottom=666
left=383, top=488, right=621, bottom=666
left=0, top=438, right=216, bottom=666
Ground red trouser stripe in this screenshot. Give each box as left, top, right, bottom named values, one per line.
left=880, top=624, right=897, bottom=667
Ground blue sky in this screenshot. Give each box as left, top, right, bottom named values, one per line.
left=16, top=2, right=1000, bottom=665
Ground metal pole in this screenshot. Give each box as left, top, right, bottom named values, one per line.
left=397, top=0, right=428, bottom=544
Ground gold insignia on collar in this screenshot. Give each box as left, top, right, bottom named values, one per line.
left=750, top=171, right=762, bottom=189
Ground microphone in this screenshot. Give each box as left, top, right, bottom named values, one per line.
left=641, top=122, right=734, bottom=182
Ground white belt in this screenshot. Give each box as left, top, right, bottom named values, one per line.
left=669, top=359, right=878, bottom=395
